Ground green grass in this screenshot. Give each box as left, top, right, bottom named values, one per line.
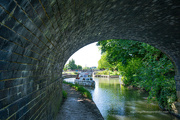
left=96, top=70, right=120, bottom=75
left=63, top=71, right=78, bottom=75
left=62, top=90, right=67, bottom=99
left=63, top=81, right=92, bottom=99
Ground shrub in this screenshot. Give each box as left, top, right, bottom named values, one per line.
left=62, top=90, right=67, bottom=99
left=63, top=81, right=92, bottom=99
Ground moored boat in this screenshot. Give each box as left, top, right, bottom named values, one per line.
left=74, top=72, right=95, bottom=87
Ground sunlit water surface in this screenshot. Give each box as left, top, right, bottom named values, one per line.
left=64, top=78, right=177, bottom=120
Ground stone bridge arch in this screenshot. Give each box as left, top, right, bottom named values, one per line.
left=0, top=0, right=179, bottom=119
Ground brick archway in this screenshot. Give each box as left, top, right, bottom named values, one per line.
left=0, top=0, right=179, bottom=119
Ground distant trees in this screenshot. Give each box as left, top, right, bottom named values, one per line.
left=68, top=59, right=77, bottom=70
left=77, top=65, right=82, bottom=70
left=64, top=59, right=82, bottom=71
left=63, top=64, right=70, bottom=71
left=83, top=66, right=90, bottom=70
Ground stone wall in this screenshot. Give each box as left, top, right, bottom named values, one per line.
left=0, top=0, right=63, bottom=119
left=0, top=0, right=179, bottom=119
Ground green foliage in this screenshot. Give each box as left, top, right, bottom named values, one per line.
left=110, top=71, right=120, bottom=75
left=73, top=86, right=92, bottom=99
left=68, top=59, right=77, bottom=70
left=96, top=70, right=109, bottom=75
left=97, top=39, right=144, bottom=65
left=63, top=64, right=70, bottom=71
left=83, top=66, right=91, bottom=70
left=77, top=65, right=82, bottom=70
left=98, top=53, right=111, bottom=70
left=64, top=59, right=82, bottom=71
left=73, top=72, right=79, bottom=75
left=96, top=70, right=120, bottom=75
left=148, top=77, right=176, bottom=110
left=97, top=39, right=176, bottom=110
left=63, top=71, right=78, bottom=75
left=62, top=90, right=67, bottom=99
left=120, top=58, right=142, bottom=86
left=63, top=81, right=92, bottom=99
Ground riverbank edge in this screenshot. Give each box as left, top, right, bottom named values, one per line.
left=93, top=75, right=119, bottom=78
left=61, top=81, right=104, bottom=119
left=123, top=84, right=180, bottom=118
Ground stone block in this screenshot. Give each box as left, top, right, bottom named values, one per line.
left=0, top=26, right=14, bottom=40
left=4, top=79, right=14, bottom=88
left=0, top=88, right=9, bottom=100
left=8, top=62, right=20, bottom=70
left=8, top=102, right=19, bottom=116
left=0, top=50, right=8, bottom=61
left=0, top=61, right=9, bottom=71
left=0, top=81, right=5, bottom=90
left=0, top=108, right=8, bottom=120
left=4, top=17, right=17, bottom=28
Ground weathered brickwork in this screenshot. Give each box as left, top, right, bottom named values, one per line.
left=0, top=0, right=179, bottom=119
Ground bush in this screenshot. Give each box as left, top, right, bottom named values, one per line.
left=96, top=70, right=109, bottom=75
left=96, top=70, right=120, bottom=75
left=73, top=72, right=78, bottom=75
left=75, top=86, right=92, bottom=99
left=62, top=90, right=67, bottom=99
left=120, top=57, right=176, bottom=110
left=63, top=81, right=92, bottom=99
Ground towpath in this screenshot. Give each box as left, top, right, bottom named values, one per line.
left=56, top=83, right=104, bottom=120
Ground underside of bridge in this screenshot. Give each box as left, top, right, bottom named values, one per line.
left=0, top=0, right=180, bottom=119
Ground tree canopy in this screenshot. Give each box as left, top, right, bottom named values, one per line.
left=98, top=53, right=111, bottom=70
left=97, top=39, right=175, bottom=109
left=64, top=59, right=82, bottom=71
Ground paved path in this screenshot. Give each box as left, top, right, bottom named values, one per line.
left=56, top=84, right=104, bottom=120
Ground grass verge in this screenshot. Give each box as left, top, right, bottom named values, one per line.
left=62, top=90, right=67, bottom=99
left=63, top=81, right=92, bottom=99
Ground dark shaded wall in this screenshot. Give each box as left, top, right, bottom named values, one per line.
left=0, top=0, right=179, bottom=119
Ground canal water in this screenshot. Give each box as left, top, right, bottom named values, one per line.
left=64, top=77, right=178, bottom=120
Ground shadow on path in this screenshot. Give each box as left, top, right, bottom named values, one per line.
left=56, top=84, right=104, bottom=120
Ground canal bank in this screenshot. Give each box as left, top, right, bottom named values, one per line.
left=64, top=77, right=179, bottom=120
left=91, top=77, right=180, bottom=120
left=56, top=83, right=103, bottom=120
left=92, top=73, right=180, bottom=119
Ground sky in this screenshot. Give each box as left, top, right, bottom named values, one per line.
left=65, top=42, right=102, bottom=67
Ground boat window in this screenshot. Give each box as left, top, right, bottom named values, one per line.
left=86, top=78, right=90, bottom=80
left=83, top=78, right=85, bottom=80
left=90, top=78, right=92, bottom=80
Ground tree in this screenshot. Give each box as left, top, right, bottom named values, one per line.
left=63, top=64, right=70, bottom=71
left=98, top=53, right=111, bottom=70
left=97, top=39, right=176, bottom=109
left=97, top=39, right=145, bottom=65
left=68, top=59, right=77, bottom=70
left=83, top=66, right=90, bottom=70
left=77, top=65, right=82, bottom=70
left=64, top=59, right=83, bottom=71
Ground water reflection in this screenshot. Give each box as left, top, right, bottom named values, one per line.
left=64, top=77, right=177, bottom=120
left=90, top=78, right=177, bottom=120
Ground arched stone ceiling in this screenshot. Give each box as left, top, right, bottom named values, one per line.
left=0, top=0, right=179, bottom=119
